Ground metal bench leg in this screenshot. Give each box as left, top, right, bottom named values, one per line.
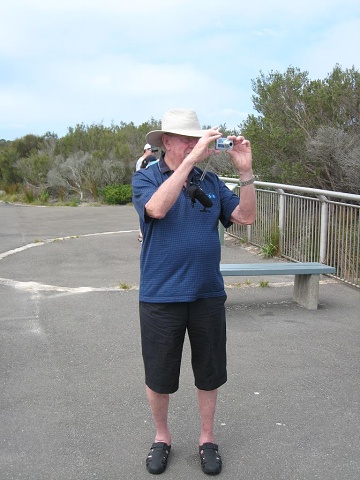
left=293, top=274, right=320, bottom=309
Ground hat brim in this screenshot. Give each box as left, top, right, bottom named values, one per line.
left=146, top=128, right=204, bottom=148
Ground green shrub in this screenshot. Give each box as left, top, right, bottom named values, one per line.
left=63, top=197, right=80, bottom=207
left=100, top=184, right=132, bottom=205
left=23, top=186, right=35, bottom=203
left=2, top=183, right=20, bottom=195
left=261, top=226, right=280, bottom=257
left=39, top=189, right=50, bottom=204
left=261, top=242, right=278, bottom=258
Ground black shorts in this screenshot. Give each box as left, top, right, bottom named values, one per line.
left=139, top=296, right=227, bottom=394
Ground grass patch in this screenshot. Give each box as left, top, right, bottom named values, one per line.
left=232, top=279, right=253, bottom=287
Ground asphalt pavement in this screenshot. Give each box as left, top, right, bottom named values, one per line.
left=0, top=202, right=359, bottom=480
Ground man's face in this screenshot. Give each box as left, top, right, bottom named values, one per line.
left=163, top=134, right=199, bottom=162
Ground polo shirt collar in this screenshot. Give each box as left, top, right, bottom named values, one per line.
left=158, top=153, right=199, bottom=179
left=158, top=155, right=172, bottom=175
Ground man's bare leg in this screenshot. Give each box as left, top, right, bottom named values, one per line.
left=197, top=388, right=217, bottom=446
left=146, top=386, right=172, bottom=445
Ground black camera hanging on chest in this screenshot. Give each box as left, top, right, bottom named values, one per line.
left=187, top=172, right=213, bottom=210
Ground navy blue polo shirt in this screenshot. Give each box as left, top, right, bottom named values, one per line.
left=132, top=156, right=240, bottom=303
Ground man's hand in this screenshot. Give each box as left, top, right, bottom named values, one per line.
left=226, top=135, right=253, bottom=177
left=185, top=128, right=222, bottom=165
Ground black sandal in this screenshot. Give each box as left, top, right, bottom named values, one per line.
left=146, top=442, right=171, bottom=474
left=199, top=443, right=222, bottom=475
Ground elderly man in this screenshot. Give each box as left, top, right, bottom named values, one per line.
left=132, top=109, right=256, bottom=475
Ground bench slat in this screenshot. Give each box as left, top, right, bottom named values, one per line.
left=220, top=262, right=335, bottom=276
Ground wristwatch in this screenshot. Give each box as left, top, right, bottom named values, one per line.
left=239, top=177, right=255, bottom=187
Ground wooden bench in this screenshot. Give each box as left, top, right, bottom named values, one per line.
left=220, top=262, right=336, bottom=310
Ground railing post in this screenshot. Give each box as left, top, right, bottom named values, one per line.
left=318, top=195, right=328, bottom=263
left=247, top=225, right=252, bottom=243
left=277, top=188, right=285, bottom=255
left=219, top=223, right=225, bottom=245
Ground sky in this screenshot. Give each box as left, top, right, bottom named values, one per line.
left=1, top=0, right=359, bottom=141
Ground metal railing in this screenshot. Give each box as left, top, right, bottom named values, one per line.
left=219, top=178, right=360, bottom=288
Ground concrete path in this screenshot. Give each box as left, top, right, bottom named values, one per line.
left=1, top=203, right=359, bottom=480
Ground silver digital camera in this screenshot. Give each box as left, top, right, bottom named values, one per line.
left=215, top=138, right=233, bottom=150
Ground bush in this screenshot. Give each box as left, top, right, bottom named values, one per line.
left=2, top=183, right=20, bottom=195
left=39, top=189, right=50, bottom=204
left=100, top=184, right=132, bottom=205
left=23, top=186, right=35, bottom=203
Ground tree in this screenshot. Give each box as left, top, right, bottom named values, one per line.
left=16, top=153, right=52, bottom=187
left=0, top=133, right=54, bottom=187
left=306, top=126, right=360, bottom=192
left=241, top=65, right=360, bottom=192
left=47, top=152, right=94, bottom=201
left=0, top=143, right=22, bottom=185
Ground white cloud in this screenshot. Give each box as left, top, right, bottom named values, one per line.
left=1, top=0, right=359, bottom=139
left=41, top=55, right=229, bottom=97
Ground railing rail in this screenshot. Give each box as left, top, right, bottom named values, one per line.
left=219, top=178, right=360, bottom=288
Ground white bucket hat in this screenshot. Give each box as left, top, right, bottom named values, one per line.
left=146, top=109, right=205, bottom=148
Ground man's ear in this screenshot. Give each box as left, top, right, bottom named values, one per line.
left=162, top=134, right=170, bottom=150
